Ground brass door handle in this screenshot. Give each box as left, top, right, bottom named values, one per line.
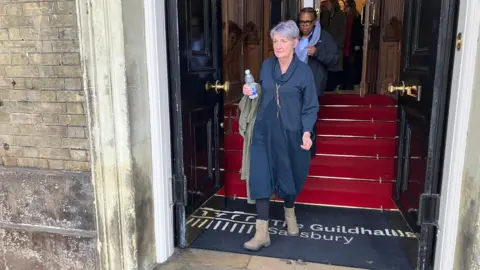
left=388, top=81, right=421, bottom=101
left=205, top=80, right=230, bottom=93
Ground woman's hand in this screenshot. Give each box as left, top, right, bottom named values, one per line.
left=301, top=132, right=313, bottom=150
left=243, top=84, right=253, bottom=96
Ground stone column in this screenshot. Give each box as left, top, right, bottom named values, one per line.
left=76, top=0, right=137, bottom=268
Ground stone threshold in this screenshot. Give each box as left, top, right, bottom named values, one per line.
left=155, top=248, right=363, bottom=270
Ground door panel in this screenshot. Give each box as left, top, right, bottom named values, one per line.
left=222, top=0, right=264, bottom=103
left=167, top=0, right=225, bottom=248
left=263, top=0, right=302, bottom=60
left=391, top=0, right=457, bottom=269
left=377, top=0, right=403, bottom=94
left=360, top=0, right=381, bottom=95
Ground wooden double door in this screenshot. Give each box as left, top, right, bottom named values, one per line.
left=165, top=1, right=458, bottom=270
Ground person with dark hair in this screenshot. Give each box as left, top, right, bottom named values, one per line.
left=320, top=0, right=346, bottom=92
left=296, top=7, right=339, bottom=94
left=296, top=7, right=339, bottom=157
left=341, top=0, right=363, bottom=90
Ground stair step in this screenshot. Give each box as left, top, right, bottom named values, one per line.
left=224, top=151, right=395, bottom=181
left=224, top=106, right=239, bottom=119
left=302, top=177, right=393, bottom=194
left=321, top=94, right=396, bottom=106
left=297, top=189, right=396, bottom=209
left=224, top=134, right=243, bottom=151
left=221, top=172, right=396, bottom=209
left=223, top=150, right=242, bottom=171
left=318, top=107, right=397, bottom=121
left=225, top=107, right=398, bottom=124
left=223, top=95, right=396, bottom=118
left=225, top=134, right=396, bottom=157
left=227, top=120, right=240, bottom=133
left=309, top=155, right=395, bottom=180
left=317, top=120, right=397, bottom=137
left=226, top=119, right=397, bottom=138
left=316, top=137, right=396, bottom=157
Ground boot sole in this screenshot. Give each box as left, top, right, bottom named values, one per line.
left=243, top=241, right=271, bottom=251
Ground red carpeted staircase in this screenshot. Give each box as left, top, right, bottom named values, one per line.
left=221, top=94, right=398, bottom=209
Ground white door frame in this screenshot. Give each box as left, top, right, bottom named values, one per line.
left=144, top=0, right=175, bottom=264
left=434, top=0, right=480, bottom=269
left=144, top=0, right=480, bottom=266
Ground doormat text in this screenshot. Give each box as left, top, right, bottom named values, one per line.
left=187, top=207, right=417, bottom=245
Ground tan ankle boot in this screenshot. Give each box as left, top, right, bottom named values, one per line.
left=284, top=207, right=299, bottom=236
left=243, top=220, right=271, bottom=251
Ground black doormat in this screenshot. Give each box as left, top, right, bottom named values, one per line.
left=189, top=196, right=418, bottom=270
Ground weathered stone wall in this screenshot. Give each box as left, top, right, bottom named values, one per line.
left=454, top=39, right=480, bottom=270
left=0, top=1, right=97, bottom=269
left=0, top=0, right=89, bottom=171
left=0, top=167, right=98, bottom=269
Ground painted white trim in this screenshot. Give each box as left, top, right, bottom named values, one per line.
left=434, top=0, right=480, bottom=269
left=143, top=0, right=175, bottom=263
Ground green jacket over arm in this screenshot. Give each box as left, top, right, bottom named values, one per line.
left=238, top=83, right=262, bottom=204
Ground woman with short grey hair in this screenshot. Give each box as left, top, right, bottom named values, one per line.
left=242, top=20, right=319, bottom=251
left=269, top=19, right=300, bottom=40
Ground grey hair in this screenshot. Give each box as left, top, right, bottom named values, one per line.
left=270, top=20, right=299, bottom=41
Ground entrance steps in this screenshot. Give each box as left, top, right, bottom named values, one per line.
left=222, top=94, right=398, bottom=209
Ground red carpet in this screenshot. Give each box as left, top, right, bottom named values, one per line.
left=222, top=94, right=398, bottom=209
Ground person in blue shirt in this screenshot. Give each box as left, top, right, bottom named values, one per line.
left=296, top=7, right=339, bottom=96
left=296, top=7, right=339, bottom=157
left=242, top=20, right=320, bottom=251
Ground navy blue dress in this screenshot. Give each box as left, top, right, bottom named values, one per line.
left=249, top=55, right=320, bottom=200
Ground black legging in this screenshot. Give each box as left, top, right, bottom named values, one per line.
left=341, top=55, right=355, bottom=90
left=256, top=196, right=296, bottom=221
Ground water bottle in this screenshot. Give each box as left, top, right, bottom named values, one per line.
left=245, top=69, right=257, bottom=99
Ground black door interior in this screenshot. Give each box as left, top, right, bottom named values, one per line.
left=166, top=0, right=225, bottom=248
left=392, top=0, right=458, bottom=269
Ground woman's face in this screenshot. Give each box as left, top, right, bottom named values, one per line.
left=298, top=12, right=316, bottom=37
left=273, top=33, right=297, bottom=59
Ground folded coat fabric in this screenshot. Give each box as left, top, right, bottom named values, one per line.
left=238, top=83, right=262, bottom=204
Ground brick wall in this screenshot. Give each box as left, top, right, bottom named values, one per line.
left=0, top=0, right=90, bottom=171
